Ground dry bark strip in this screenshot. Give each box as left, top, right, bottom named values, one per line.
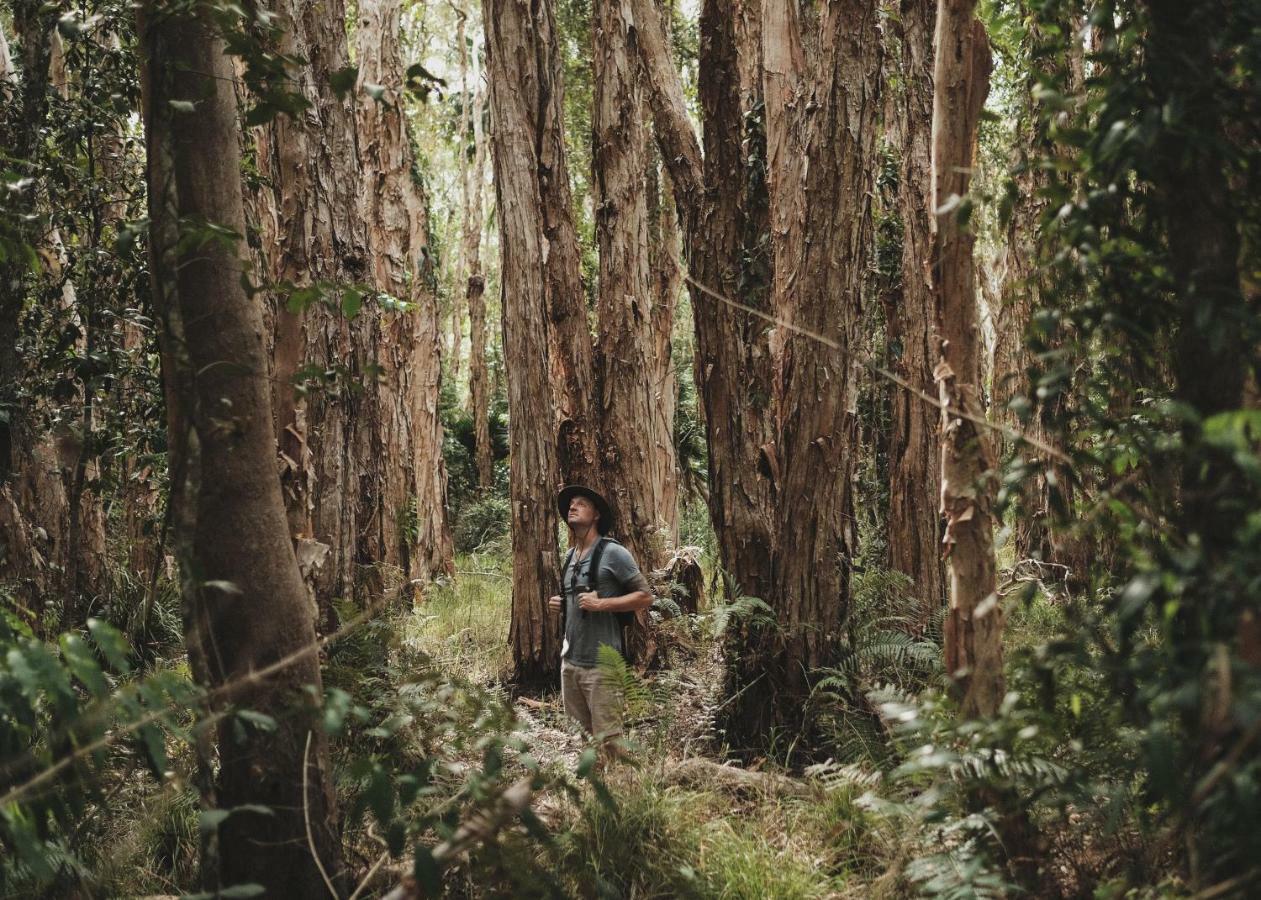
left=931, top=0, right=1004, bottom=719
left=483, top=0, right=566, bottom=684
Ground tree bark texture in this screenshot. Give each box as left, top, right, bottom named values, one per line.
left=632, top=0, right=777, bottom=614
left=932, top=1, right=1003, bottom=719
left=536, top=1, right=603, bottom=494
left=251, top=0, right=378, bottom=621
left=458, top=15, right=495, bottom=490
left=592, top=0, right=675, bottom=563
left=356, top=0, right=455, bottom=586
left=743, top=0, right=878, bottom=749
left=647, top=161, right=680, bottom=544
left=888, top=0, right=946, bottom=624
left=137, top=6, right=345, bottom=892
left=485, top=0, right=565, bottom=684
left=591, top=0, right=677, bottom=666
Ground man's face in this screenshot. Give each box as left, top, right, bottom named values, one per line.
left=567, top=496, right=599, bottom=531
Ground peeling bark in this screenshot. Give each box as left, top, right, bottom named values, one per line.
left=484, top=0, right=565, bottom=684
left=888, top=0, right=946, bottom=624
left=632, top=0, right=777, bottom=615
left=932, top=2, right=1003, bottom=719
left=357, top=0, right=454, bottom=586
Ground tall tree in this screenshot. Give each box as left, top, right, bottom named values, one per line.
left=932, top=0, right=1002, bottom=718
left=887, top=0, right=947, bottom=623
left=0, top=8, right=108, bottom=629
left=743, top=0, right=880, bottom=748
left=356, top=0, right=455, bottom=584
left=484, top=0, right=565, bottom=684
left=137, top=4, right=345, bottom=892
left=456, top=9, right=494, bottom=490
left=537, top=3, right=603, bottom=495
left=633, top=0, right=777, bottom=613
left=252, top=0, right=369, bottom=614
left=592, top=0, right=675, bottom=566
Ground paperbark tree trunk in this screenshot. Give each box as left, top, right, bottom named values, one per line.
left=888, top=0, right=947, bottom=625
left=932, top=0, right=1003, bottom=719
left=632, top=0, right=777, bottom=611
left=592, top=0, right=673, bottom=565
left=137, top=5, right=346, bottom=892
left=647, top=160, right=680, bottom=545
left=734, top=0, right=878, bottom=750
left=356, top=0, right=455, bottom=586
left=252, top=0, right=375, bottom=622
left=458, top=12, right=495, bottom=490
left=534, top=1, right=603, bottom=494
left=485, top=0, right=565, bottom=685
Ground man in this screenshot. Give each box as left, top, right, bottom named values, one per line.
left=547, top=485, right=653, bottom=752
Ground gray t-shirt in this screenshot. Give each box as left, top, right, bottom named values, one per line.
left=562, top=539, right=648, bottom=668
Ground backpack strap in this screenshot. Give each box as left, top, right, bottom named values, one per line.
left=559, top=546, right=576, bottom=633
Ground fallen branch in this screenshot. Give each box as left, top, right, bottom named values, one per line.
left=664, top=756, right=813, bottom=799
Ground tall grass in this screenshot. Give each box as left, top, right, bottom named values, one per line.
left=401, top=553, right=513, bottom=683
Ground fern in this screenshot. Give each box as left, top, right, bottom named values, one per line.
left=595, top=645, right=656, bottom=724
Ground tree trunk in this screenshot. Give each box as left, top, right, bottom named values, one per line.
left=536, top=0, right=603, bottom=493
left=459, top=13, right=494, bottom=490
left=932, top=1, right=1002, bottom=719
left=485, top=0, right=565, bottom=685
left=356, top=0, right=455, bottom=587
left=137, top=5, right=346, bottom=893
left=592, top=0, right=673, bottom=678
left=888, top=0, right=947, bottom=626
left=632, top=0, right=777, bottom=605
left=0, top=9, right=107, bottom=629
left=251, top=0, right=376, bottom=623
left=647, top=161, right=680, bottom=546
left=734, top=0, right=877, bottom=752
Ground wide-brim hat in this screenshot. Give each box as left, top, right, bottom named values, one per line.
left=556, top=485, right=614, bottom=535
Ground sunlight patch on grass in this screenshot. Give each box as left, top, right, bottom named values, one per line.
left=401, top=553, right=512, bottom=683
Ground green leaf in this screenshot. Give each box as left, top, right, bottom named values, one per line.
left=235, top=709, right=277, bottom=732
left=330, top=65, right=359, bottom=97
left=576, top=747, right=597, bottom=779
left=168, top=99, right=197, bottom=114
left=87, top=618, right=132, bottom=674
left=341, top=286, right=364, bottom=319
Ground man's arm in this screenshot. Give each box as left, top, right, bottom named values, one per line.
left=578, top=586, right=652, bottom=613
left=578, top=554, right=653, bottom=612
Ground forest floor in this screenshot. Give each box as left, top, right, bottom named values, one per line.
left=84, top=550, right=1125, bottom=898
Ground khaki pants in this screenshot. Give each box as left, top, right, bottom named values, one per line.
left=561, top=661, right=623, bottom=742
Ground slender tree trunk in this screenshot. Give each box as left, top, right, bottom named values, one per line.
left=356, top=0, right=455, bottom=586
left=536, top=0, right=603, bottom=493
left=459, top=13, right=494, bottom=490
left=932, top=0, right=1002, bottom=719
left=888, top=0, right=947, bottom=625
left=647, top=161, right=680, bottom=545
left=137, top=5, right=346, bottom=892
left=633, top=0, right=777, bottom=606
left=485, top=0, right=565, bottom=685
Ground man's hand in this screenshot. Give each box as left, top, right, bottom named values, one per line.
left=577, top=590, right=605, bottom=612
left=548, top=594, right=562, bottom=613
